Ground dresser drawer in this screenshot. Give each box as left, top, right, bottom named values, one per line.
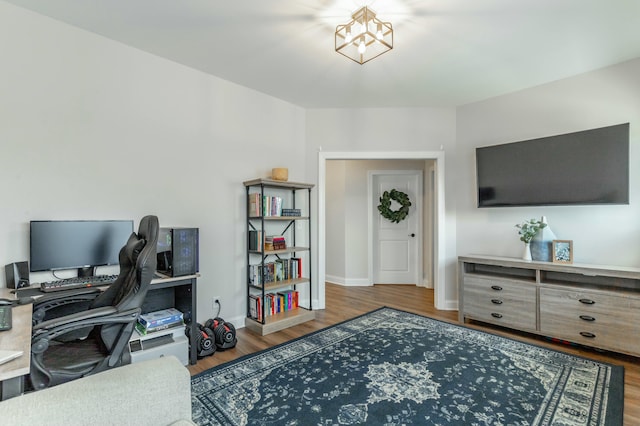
left=463, top=276, right=537, bottom=331
left=540, top=287, right=640, bottom=355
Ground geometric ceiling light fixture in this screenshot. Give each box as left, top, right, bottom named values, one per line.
left=335, top=6, right=393, bottom=64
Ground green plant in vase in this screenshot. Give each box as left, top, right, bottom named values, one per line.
left=515, top=218, right=547, bottom=260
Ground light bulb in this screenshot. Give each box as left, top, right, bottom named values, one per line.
left=345, top=25, right=352, bottom=43
left=358, top=38, right=366, bottom=54
left=376, top=24, right=383, bottom=40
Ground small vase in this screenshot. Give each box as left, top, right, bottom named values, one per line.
left=531, top=216, right=557, bottom=262
left=522, top=243, right=532, bottom=261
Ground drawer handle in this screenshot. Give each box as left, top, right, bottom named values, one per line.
left=580, top=331, right=596, bottom=339
left=579, top=298, right=595, bottom=305
left=491, top=299, right=503, bottom=305
left=579, top=315, right=595, bottom=322
left=490, top=285, right=503, bottom=291
left=491, top=313, right=503, bottom=319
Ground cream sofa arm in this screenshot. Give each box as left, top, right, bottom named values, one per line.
left=0, top=356, right=194, bottom=426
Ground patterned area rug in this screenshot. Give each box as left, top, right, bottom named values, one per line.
left=191, top=307, right=623, bottom=425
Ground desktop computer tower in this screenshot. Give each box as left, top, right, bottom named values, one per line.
left=156, top=228, right=199, bottom=277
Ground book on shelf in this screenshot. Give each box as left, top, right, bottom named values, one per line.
left=248, top=194, right=287, bottom=217
left=248, top=194, right=305, bottom=219
left=277, top=289, right=298, bottom=311
left=249, top=230, right=263, bottom=251
left=264, top=235, right=286, bottom=251
left=249, top=290, right=300, bottom=319
left=248, top=193, right=262, bottom=217
left=249, top=258, right=304, bottom=287
left=249, top=264, right=262, bottom=286
left=262, top=195, right=284, bottom=217
left=281, top=208, right=301, bottom=217
left=249, top=294, right=262, bottom=321
left=266, top=293, right=275, bottom=316
left=290, top=257, right=302, bottom=279
left=249, top=263, right=267, bottom=286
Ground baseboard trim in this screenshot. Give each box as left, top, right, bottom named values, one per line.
left=325, top=275, right=371, bottom=287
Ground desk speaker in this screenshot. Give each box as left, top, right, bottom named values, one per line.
left=5, top=261, right=30, bottom=289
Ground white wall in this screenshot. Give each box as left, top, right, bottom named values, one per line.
left=324, top=161, right=346, bottom=284
left=456, top=58, right=640, bottom=268
left=0, top=2, right=306, bottom=325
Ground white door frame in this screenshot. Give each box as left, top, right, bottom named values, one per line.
left=369, top=170, right=423, bottom=286
left=317, top=151, right=446, bottom=310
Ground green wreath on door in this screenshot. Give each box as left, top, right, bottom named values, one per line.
left=377, top=189, right=411, bottom=223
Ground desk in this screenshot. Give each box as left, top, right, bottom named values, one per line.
left=0, top=289, right=31, bottom=400
left=0, top=273, right=199, bottom=399
left=146, top=274, right=199, bottom=365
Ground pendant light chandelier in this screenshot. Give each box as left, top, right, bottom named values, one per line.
left=335, top=6, right=393, bottom=64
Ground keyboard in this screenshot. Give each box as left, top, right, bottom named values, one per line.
left=40, top=275, right=118, bottom=293
left=0, top=306, right=11, bottom=331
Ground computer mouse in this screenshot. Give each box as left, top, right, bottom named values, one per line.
left=0, top=298, right=15, bottom=306
left=18, top=296, right=34, bottom=305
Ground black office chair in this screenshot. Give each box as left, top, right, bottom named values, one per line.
left=28, top=215, right=159, bottom=390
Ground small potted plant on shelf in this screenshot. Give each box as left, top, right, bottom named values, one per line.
left=515, top=218, right=547, bottom=260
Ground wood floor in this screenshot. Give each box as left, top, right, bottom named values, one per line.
left=188, top=283, right=639, bottom=425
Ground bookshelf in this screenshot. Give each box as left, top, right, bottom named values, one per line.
left=244, top=178, right=315, bottom=335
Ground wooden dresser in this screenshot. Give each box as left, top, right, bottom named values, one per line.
left=458, top=255, right=640, bottom=357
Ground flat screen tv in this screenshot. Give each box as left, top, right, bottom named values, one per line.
left=476, top=123, right=629, bottom=207
left=30, top=220, right=133, bottom=276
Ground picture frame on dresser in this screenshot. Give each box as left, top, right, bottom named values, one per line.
left=552, top=240, right=573, bottom=264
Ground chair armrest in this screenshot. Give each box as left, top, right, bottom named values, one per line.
left=32, top=287, right=103, bottom=323
left=33, top=306, right=118, bottom=332
left=31, top=307, right=141, bottom=347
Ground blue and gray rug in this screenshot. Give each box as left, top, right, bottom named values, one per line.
left=191, top=307, right=623, bottom=425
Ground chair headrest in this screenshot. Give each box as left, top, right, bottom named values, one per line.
left=137, top=215, right=159, bottom=247
left=124, top=233, right=146, bottom=264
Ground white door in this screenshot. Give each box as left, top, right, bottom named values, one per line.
left=372, top=171, right=422, bottom=284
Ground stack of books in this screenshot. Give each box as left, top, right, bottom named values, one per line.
left=136, top=308, right=184, bottom=335
left=281, top=208, right=301, bottom=217
left=265, top=235, right=286, bottom=251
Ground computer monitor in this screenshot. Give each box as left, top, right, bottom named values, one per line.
left=30, top=220, right=134, bottom=277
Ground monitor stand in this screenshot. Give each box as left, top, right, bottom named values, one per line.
left=77, top=266, right=96, bottom=278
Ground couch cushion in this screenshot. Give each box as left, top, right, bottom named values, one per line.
left=0, top=356, right=193, bottom=426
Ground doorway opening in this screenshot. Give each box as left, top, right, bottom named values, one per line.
left=317, top=151, right=446, bottom=310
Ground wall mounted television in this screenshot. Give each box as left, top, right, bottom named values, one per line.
left=476, top=123, right=629, bottom=208
left=30, top=220, right=133, bottom=277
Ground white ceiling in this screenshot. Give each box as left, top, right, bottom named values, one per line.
left=5, top=0, right=640, bottom=108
